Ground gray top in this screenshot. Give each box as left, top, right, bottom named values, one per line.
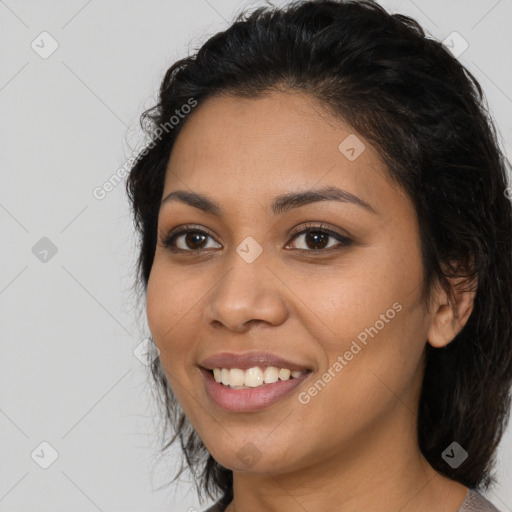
left=457, top=489, right=501, bottom=512
left=202, top=503, right=223, bottom=512
left=202, top=488, right=501, bottom=512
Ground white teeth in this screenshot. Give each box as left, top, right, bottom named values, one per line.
left=221, top=368, right=230, bottom=386
left=211, top=366, right=307, bottom=388
left=263, top=367, right=279, bottom=384
left=278, top=368, right=291, bottom=380
left=244, top=367, right=264, bottom=387
left=229, top=368, right=245, bottom=387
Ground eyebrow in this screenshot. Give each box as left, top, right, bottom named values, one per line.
left=160, top=185, right=377, bottom=216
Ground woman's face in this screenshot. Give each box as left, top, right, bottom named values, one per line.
left=146, top=90, right=437, bottom=475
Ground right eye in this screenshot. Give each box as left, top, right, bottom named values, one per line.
left=162, top=226, right=221, bottom=252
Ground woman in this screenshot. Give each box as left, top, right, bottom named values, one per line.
left=126, top=1, right=512, bottom=510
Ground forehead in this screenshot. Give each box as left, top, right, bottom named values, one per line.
left=162, top=90, right=413, bottom=220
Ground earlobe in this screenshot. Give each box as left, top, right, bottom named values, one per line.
left=426, top=274, right=478, bottom=349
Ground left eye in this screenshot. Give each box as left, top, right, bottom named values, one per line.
left=287, top=227, right=352, bottom=251
left=162, top=224, right=352, bottom=253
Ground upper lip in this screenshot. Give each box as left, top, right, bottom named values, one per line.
left=199, top=351, right=313, bottom=371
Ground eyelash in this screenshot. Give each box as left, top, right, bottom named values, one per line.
left=161, top=222, right=353, bottom=255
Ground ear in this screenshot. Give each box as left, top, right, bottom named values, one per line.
left=426, top=272, right=478, bottom=349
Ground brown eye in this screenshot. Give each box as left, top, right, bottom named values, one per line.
left=162, top=223, right=352, bottom=254
left=163, top=227, right=220, bottom=252
left=287, top=224, right=352, bottom=252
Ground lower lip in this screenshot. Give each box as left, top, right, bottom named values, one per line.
left=200, top=367, right=311, bottom=413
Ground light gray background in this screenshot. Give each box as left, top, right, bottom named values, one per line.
left=1, top=1, right=511, bottom=511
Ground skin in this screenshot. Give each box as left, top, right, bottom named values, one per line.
left=146, top=89, right=476, bottom=512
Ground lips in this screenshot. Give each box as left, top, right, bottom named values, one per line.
left=200, top=366, right=312, bottom=412
left=199, top=351, right=313, bottom=372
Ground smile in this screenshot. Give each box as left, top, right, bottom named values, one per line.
left=212, top=366, right=307, bottom=389
left=201, top=367, right=312, bottom=412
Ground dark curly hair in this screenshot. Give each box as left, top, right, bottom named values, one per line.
left=125, top=0, right=512, bottom=508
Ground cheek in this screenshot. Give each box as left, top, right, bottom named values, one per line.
left=300, top=249, right=427, bottom=392
left=146, top=265, right=169, bottom=342
left=145, top=264, right=205, bottom=412
left=298, top=299, right=426, bottom=443
left=145, top=262, right=198, bottom=359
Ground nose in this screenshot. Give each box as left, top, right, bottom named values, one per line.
left=203, top=247, right=289, bottom=333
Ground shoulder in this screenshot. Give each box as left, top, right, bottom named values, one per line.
left=457, top=488, right=502, bottom=512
